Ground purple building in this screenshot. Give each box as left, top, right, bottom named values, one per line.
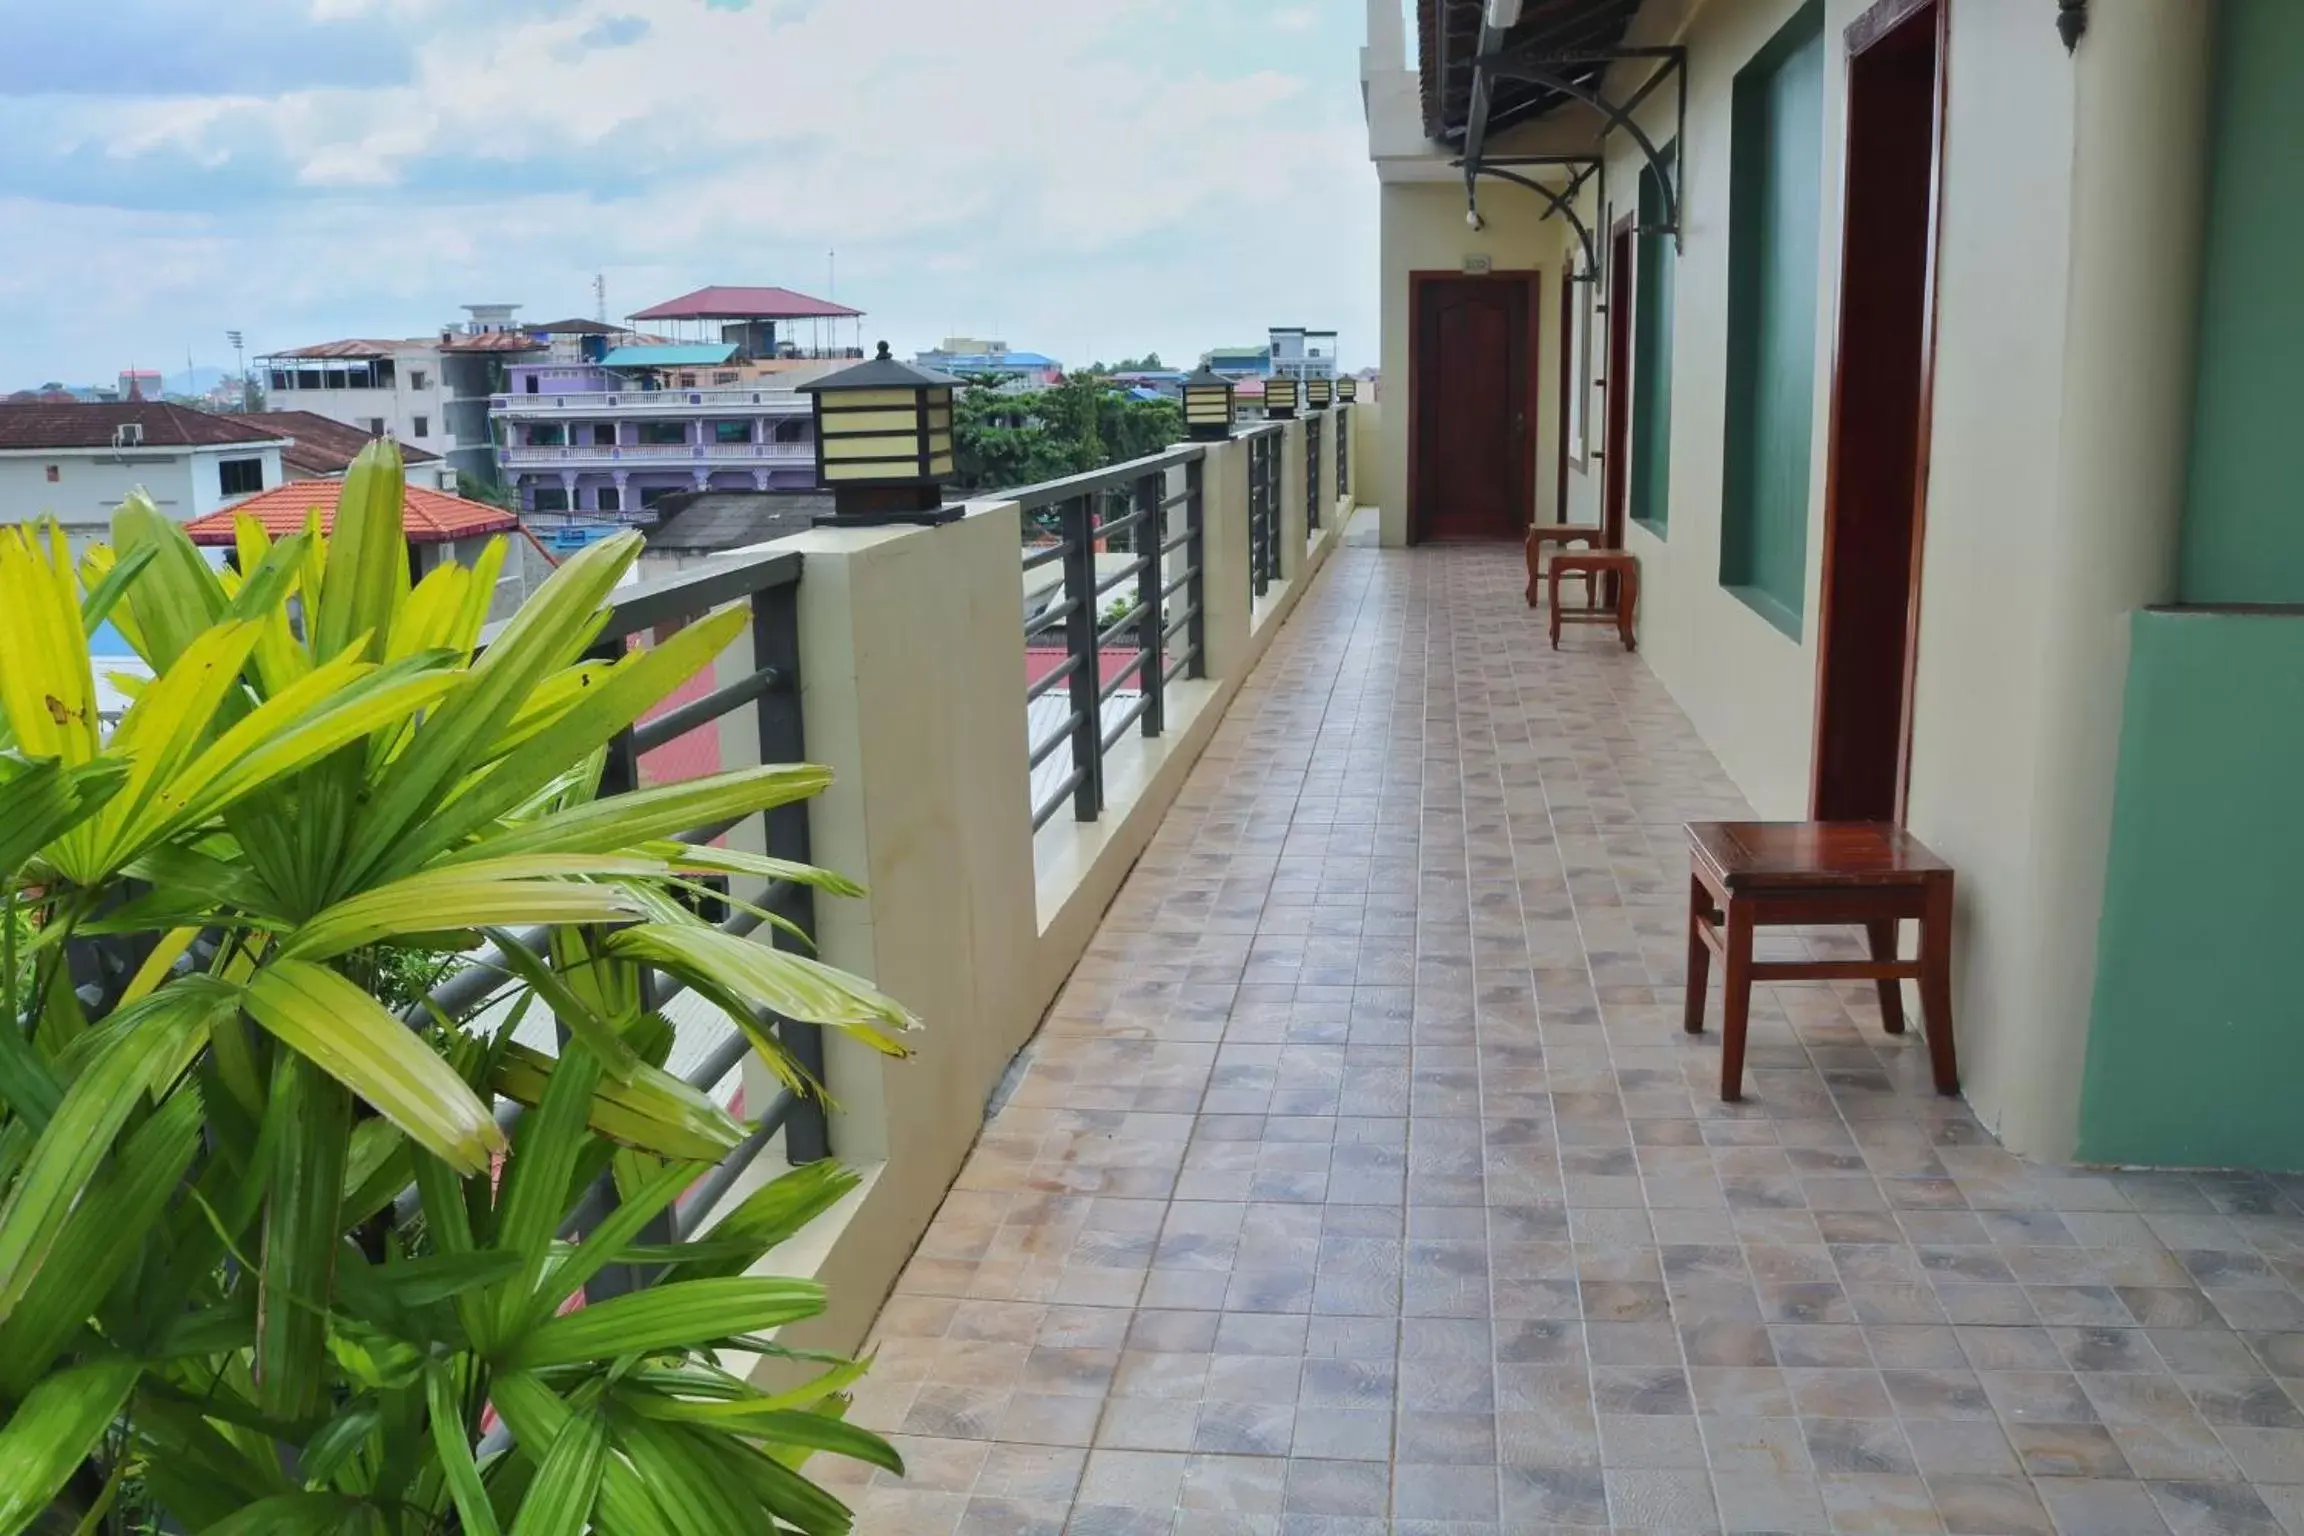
left=489, top=286, right=864, bottom=520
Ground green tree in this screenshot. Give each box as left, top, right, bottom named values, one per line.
left=951, top=376, right=1183, bottom=497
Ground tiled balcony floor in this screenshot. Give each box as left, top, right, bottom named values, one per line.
left=829, top=539, right=2304, bottom=1535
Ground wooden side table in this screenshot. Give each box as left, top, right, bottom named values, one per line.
left=1683, top=821, right=1960, bottom=1103
left=1547, top=550, right=1640, bottom=651
left=1524, top=522, right=1601, bottom=607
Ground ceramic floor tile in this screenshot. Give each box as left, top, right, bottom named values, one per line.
left=852, top=538, right=2304, bottom=1532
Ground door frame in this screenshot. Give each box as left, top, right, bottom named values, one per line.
left=1407, top=268, right=1544, bottom=544
left=1601, top=212, right=1638, bottom=553
left=1808, top=0, right=1951, bottom=822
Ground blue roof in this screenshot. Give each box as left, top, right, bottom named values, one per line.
left=936, top=352, right=1058, bottom=370
left=1126, top=387, right=1166, bottom=402
left=600, top=344, right=738, bottom=368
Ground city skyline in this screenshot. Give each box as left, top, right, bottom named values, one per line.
left=1, top=0, right=1376, bottom=386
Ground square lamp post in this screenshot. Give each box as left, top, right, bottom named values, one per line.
left=1182, top=367, right=1237, bottom=441
left=796, top=341, right=965, bottom=524
left=1305, top=375, right=1333, bottom=411
left=1264, top=375, right=1300, bottom=421
left=1337, top=376, right=1359, bottom=402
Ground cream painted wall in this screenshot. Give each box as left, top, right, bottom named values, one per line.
left=1363, top=0, right=2214, bottom=1159
left=1375, top=181, right=1566, bottom=546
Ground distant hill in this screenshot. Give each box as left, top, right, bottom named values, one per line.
left=163, top=366, right=233, bottom=396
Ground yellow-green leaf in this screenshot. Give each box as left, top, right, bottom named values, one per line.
left=0, top=1356, right=140, bottom=1536
left=242, top=960, right=504, bottom=1175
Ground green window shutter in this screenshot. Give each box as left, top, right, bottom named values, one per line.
left=1720, top=3, right=1825, bottom=639
left=1630, top=146, right=1679, bottom=537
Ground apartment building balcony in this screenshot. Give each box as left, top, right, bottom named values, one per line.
left=489, top=386, right=809, bottom=416
left=496, top=440, right=814, bottom=469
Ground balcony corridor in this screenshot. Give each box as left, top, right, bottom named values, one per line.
left=829, top=537, right=2304, bottom=1535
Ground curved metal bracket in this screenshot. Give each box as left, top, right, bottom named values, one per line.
left=1479, top=45, right=1687, bottom=251
left=1461, top=160, right=1603, bottom=278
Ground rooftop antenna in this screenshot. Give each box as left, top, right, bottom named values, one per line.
left=593, top=273, right=607, bottom=324
left=827, top=248, right=836, bottom=304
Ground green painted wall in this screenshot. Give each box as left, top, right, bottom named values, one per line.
left=2080, top=611, right=2304, bottom=1170
left=2176, top=0, right=2304, bottom=604
left=1630, top=147, right=1678, bottom=537
left=1719, top=3, right=1823, bottom=640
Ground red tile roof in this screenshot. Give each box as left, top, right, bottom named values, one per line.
left=629, top=285, right=862, bottom=322
left=0, top=402, right=289, bottom=450
left=224, top=411, right=441, bottom=480
left=182, top=481, right=518, bottom=545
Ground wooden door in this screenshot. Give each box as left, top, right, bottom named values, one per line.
left=1811, top=0, right=1946, bottom=821
left=1411, top=273, right=1538, bottom=542
left=1601, top=219, right=1636, bottom=551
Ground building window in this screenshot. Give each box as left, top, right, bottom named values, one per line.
left=375, top=360, right=396, bottom=387
left=412, top=415, right=430, bottom=439
left=638, top=422, right=687, bottom=445
left=218, top=457, right=265, bottom=496
left=1630, top=143, right=1679, bottom=538
left=712, top=371, right=739, bottom=385
left=527, top=424, right=566, bottom=447
left=596, top=486, right=621, bottom=513
left=773, top=419, right=809, bottom=444
left=345, top=363, right=374, bottom=389
left=367, top=418, right=387, bottom=436
left=593, top=424, right=617, bottom=446
left=532, top=487, right=569, bottom=512
left=639, top=484, right=677, bottom=509
left=1719, top=2, right=1825, bottom=639
left=712, top=420, right=752, bottom=444
left=409, top=369, right=430, bottom=390
left=677, top=373, right=697, bottom=387
left=45, top=465, right=59, bottom=483
left=525, top=376, right=540, bottom=394
left=268, top=370, right=291, bottom=392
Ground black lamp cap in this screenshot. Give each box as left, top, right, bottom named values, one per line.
left=1182, top=365, right=1236, bottom=390
left=797, top=340, right=964, bottom=393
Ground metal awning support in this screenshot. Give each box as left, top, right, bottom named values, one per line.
left=1459, top=0, right=1524, bottom=230
left=1482, top=43, right=1688, bottom=248
left=1456, top=154, right=1605, bottom=279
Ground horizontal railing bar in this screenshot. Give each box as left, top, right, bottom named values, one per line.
left=1028, top=718, right=1085, bottom=770
left=1096, top=648, right=1148, bottom=701
left=1161, top=606, right=1197, bottom=644
left=1092, top=557, right=1151, bottom=600
left=590, top=549, right=804, bottom=644
left=632, top=665, right=784, bottom=754
left=684, top=1030, right=756, bottom=1094
left=1007, top=445, right=1205, bottom=509
left=1160, top=529, right=1195, bottom=555
left=1020, top=543, right=1070, bottom=572
left=1025, top=654, right=1081, bottom=702
left=1100, top=693, right=1150, bottom=750
left=672, top=1089, right=802, bottom=1240
left=1023, top=597, right=1080, bottom=641
left=1032, top=769, right=1086, bottom=831
left=1160, top=570, right=1196, bottom=603
left=1162, top=650, right=1194, bottom=688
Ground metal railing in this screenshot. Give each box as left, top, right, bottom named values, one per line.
left=1306, top=415, right=1324, bottom=535
left=1245, top=424, right=1282, bottom=600
left=419, top=549, right=828, bottom=1298
left=499, top=442, right=812, bottom=467
left=491, top=388, right=810, bottom=412
left=1337, top=403, right=1352, bottom=502
left=1019, top=447, right=1206, bottom=832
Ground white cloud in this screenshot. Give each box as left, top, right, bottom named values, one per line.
left=3, top=0, right=1378, bottom=383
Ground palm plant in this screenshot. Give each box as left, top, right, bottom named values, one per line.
left=0, top=441, right=916, bottom=1533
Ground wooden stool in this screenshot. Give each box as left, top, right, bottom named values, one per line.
left=1524, top=522, right=1602, bottom=606
left=1547, top=550, right=1639, bottom=651
left=1684, top=821, right=1960, bottom=1103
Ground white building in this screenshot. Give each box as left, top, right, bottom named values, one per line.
left=258, top=305, right=543, bottom=491
left=1267, top=327, right=1340, bottom=383
left=0, top=402, right=289, bottom=546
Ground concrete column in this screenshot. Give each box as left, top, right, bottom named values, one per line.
left=752, top=469, right=770, bottom=491
left=556, top=471, right=576, bottom=511
left=1197, top=434, right=1254, bottom=683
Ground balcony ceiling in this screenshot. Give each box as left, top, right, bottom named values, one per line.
left=1419, top=0, right=1643, bottom=144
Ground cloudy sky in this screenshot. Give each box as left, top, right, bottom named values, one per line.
left=0, top=0, right=1378, bottom=388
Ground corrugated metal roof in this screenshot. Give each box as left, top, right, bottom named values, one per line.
left=0, top=402, right=290, bottom=450
left=225, top=411, right=441, bottom=478
left=600, top=344, right=740, bottom=368
left=629, top=285, right=863, bottom=321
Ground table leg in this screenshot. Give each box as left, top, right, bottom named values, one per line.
left=1683, top=873, right=1712, bottom=1035
left=1619, top=566, right=1639, bottom=652
left=1720, top=903, right=1755, bottom=1102
left=1865, top=920, right=1906, bottom=1035
left=1919, top=879, right=1961, bottom=1095
left=1524, top=533, right=1541, bottom=607
left=1548, top=564, right=1564, bottom=649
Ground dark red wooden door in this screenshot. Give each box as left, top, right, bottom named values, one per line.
left=1414, top=276, right=1535, bottom=541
